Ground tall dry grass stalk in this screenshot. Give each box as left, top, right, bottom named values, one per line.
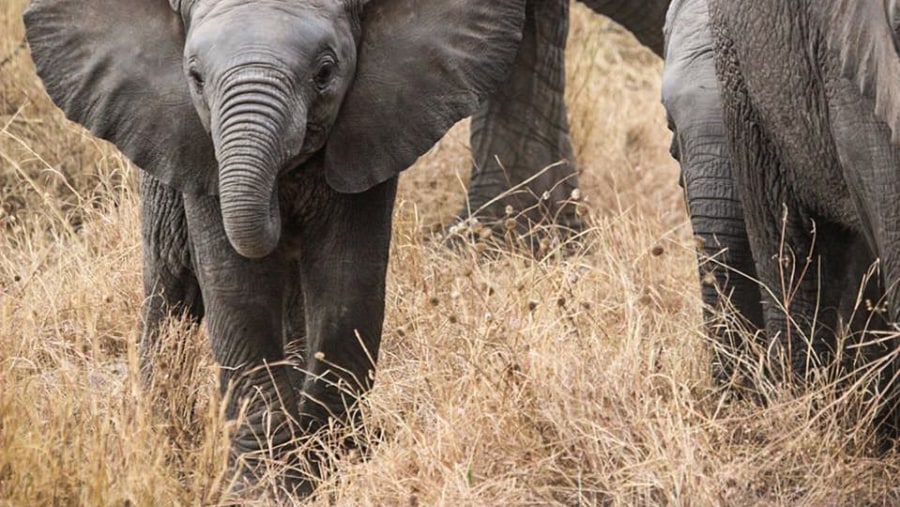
left=2, top=2, right=900, bottom=505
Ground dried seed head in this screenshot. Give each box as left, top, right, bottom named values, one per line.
left=570, top=188, right=582, bottom=201
left=314, top=352, right=326, bottom=361
left=541, top=191, right=551, bottom=201
left=505, top=205, right=514, bottom=216
left=479, top=227, right=493, bottom=240
left=505, top=218, right=517, bottom=231
left=702, top=271, right=716, bottom=286
left=474, top=242, right=488, bottom=254
left=471, top=221, right=484, bottom=234
left=694, top=235, right=706, bottom=251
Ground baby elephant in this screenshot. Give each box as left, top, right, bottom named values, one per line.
left=25, top=0, right=527, bottom=494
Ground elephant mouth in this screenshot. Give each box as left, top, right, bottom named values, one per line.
left=281, top=126, right=327, bottom=175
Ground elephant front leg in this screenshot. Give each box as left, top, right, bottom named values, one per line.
left=282, top=265, right=308, bottom=398
left=139, top=175, right=204, bottom=387
left=294, top=178, right=397, bottom=441
left=463, top=0, right=581, bottom=235
left=181, top=193, right=303, bottom=489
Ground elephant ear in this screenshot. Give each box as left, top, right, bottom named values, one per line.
left=324, top=0, right=527, bottom=194
left=24, top=0, right=217, bottom=194
left=825, top=0, right=900, bottom=145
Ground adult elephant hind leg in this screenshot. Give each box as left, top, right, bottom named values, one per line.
left=139, top=175, right=204, bottom=388
left=294, top=177, right=397, bottom=476
left=662, top=0, right=763, bottom=388
left=463, top=0, right=581, bottom=236
left=827, top=78, right=900, bottom=438
left=181, top=192, right=303, bottom=492
left=713, top=28, right=849, bottom=385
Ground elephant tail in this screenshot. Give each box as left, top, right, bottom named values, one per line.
left=824, top=0, right=900, bottom=144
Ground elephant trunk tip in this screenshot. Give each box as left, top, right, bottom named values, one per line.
left=220, top=182, right=283, bottom=259
left=228, top=228, right=280, bottom=259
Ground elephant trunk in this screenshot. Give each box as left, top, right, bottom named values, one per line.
left=213, top=74, right=304, bottom=259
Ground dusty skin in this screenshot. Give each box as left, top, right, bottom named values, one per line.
left=2, top=2, right=900, bottom=505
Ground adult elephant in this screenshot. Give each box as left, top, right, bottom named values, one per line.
left=461, top=0, right=670, bottom=233
left=24, top=0, right=527, bottom=493
left=663, top=0, right=896, bottom=389
left=702, top=0, right=900, bottom=382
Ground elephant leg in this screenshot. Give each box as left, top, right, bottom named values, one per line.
left=294, top=178, right=397, bottom=437
left=827, top=78, right=900, bottom=436
left=463, top=0, right=581, bottom=234
left=827, top=78, right=900, bottom=327
left=715, top=34, right=851, bottom=382
left=181, top=192, right=302, bottom=488
left=662, top=0, right=763, bottom=386
left=282, top=264, right=307, bottom=395
left=139, top=175, right=204, bottom=385
left=741, top=187, right=853, bottom=380
left=578, top=0, right=670, bottom=57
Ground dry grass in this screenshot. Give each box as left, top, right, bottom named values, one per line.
left=2, top=2, right=900, bottom=506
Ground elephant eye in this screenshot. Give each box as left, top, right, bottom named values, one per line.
left=314, top=60, right=336, bottom=91
left=188, top=68, right=205, bottom=91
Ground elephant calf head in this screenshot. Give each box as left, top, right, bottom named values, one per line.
left=24, top=0, right=527, bottom=257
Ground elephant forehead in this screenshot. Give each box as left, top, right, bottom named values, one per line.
left=193, top=0, right=343, bottom=20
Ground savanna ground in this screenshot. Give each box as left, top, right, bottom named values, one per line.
left=2, top=3, right=900, bottom=505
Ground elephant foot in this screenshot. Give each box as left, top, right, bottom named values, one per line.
left=220, top=454, right=315, bottom=505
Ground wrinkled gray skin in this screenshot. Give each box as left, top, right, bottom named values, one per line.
left=25, top=0, right=526, bottom=493
left=661, top=0, right=763, bottom=385
left=703, top=0, right=900, bottom=385
left=463, top=0, right=670, bottom=232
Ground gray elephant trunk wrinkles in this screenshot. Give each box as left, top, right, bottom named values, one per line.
left=212, top=73, right=306, bottom=259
